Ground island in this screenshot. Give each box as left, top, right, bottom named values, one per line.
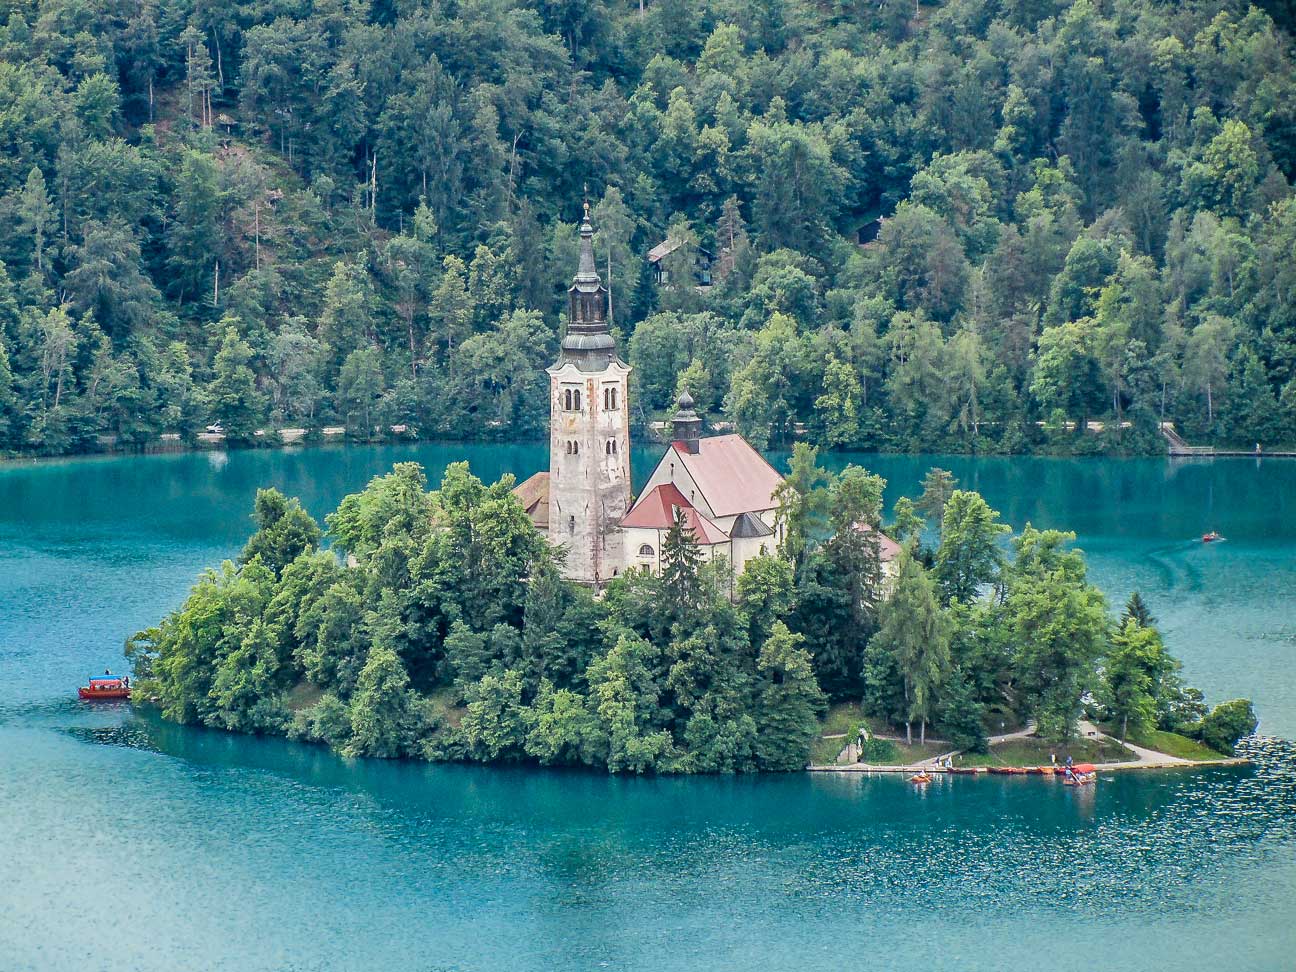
left=127, top=451, right=1257, bottom=775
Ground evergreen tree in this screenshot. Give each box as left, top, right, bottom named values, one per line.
left=873, top=546, right=951, bottom=744
left=660, top=507, right=703, bottom=624
left=346, top=644, right=415, bottom=758
left=754, top=622, right=825, bottom=771
left=206, top=325, right=263, bottom=444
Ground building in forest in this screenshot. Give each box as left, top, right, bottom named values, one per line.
left=513, top=209, right=785, bottom=587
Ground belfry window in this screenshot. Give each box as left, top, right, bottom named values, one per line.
left=565, top=440, right=580, bottom=456
left=603, top=387, right=618, bottom=410
left=605, top=440, right=617, bottom=456
left=563, top=388, right=582, bottom=411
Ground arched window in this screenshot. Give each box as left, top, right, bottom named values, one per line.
left=573, top=389, right=581, bottom=410
left=568, top=515, right=575, bottom=535
left=563, top=388, right=582, bottom=411
left=603, top=387, right=619, bottom=410
left=568, top=440, right=579, bottom=455
left=605, top=440, right=617, bottom=455
left=564, top=441, right=571, bottom=455
left=638, top=544, right=655, bottom=557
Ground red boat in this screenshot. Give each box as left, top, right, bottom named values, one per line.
left=79, top=675, right=130, bottom=700
left=1063, top=763, right=1098, bottom=786
left=1202, top=531, right=1222, bottom=543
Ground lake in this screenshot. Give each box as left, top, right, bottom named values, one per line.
left=2, top=444, right=1294, bottom=971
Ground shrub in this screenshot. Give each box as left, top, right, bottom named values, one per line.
left=1194, top=699, right=1258, bottom=755
left=859, top=736, right=898, bottom=763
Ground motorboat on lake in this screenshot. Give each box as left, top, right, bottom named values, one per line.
left=79, top=674, right=130, bottom=700
left=1202, top=531, right=1223, bottom=543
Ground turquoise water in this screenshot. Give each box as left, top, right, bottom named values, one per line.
left=2, top=445, right=1295, bottom=971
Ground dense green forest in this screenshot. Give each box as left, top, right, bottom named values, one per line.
left=2, top=0, right=1295, bottom=456
left=127, top=455, right=1256, bottom=772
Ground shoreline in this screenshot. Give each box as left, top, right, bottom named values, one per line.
left=807, top=757, right=1250, bottom=774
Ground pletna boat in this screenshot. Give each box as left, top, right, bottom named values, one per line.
left=79, top=675, right=130, bottom=700
left=1062, top=763, right=1098, bottom=786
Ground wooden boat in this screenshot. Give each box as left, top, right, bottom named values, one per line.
left=79, top=675, right=130, bottom=700
left=1063, top=763, right=1098, bottom=786
left=949, top=767, right=980, bottom=775
left=909, top=773, right=932, bottom=785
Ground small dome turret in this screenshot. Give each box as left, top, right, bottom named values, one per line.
left=672, top=388, right=703, bottom=454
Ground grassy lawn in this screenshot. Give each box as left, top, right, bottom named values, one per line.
left=957, top=735, right=1134, bottom=768
left=819, top=702, right=867, bottom=738
left=1112, top=727, right=1228, bottom=761
left=811, top=734, right=849, bottom=765
left=818, top=703, right=896, bottom=738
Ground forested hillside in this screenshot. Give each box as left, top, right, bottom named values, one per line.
left=1, top=0, right=1294, bottom=456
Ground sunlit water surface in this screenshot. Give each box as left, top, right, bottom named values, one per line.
left=2, top=444, right=1294, bottom=971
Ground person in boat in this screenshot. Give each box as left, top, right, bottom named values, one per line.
left=1065, top=755, right=1073, bottom=769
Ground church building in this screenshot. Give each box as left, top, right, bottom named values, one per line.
left=513, top=208, right=787, bottom=587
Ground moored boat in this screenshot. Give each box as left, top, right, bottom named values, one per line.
left=1063, top=763, right=1098, bottom=786
left=79, top=675, right=130, bottom=700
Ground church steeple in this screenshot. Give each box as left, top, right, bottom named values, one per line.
left=562, top=202, right=614, bottom=368
left=546, top=197, right=632, bottom=588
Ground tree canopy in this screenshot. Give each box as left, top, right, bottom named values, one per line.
left=0, top=0, right=1293, bottom=457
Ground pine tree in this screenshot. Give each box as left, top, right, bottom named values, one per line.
left=1122, top=591, right=1156, bottom=628
left=755, top=622, right=825, bottom=771
left=661, top=507, right=703, bottom=625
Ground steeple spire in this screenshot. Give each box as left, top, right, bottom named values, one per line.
left=561, top=197, right=614, bottom=366
left=575, top=201, right=599, bottom=284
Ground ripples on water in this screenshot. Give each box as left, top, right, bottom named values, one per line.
left=4, top=448, right=1296, bottom=971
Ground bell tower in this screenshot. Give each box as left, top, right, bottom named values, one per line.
left=547, top=204, right=631, bottom=586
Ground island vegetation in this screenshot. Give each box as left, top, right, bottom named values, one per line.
left=127, top=455, right=1258, bottom=773
left=2, top=1, right=1296, bottom=458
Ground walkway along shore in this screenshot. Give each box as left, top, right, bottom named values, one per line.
left=810, top=719, right=1252, bottom=774
left=806, top=757, right=1250, bottom=774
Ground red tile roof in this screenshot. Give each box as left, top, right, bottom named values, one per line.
left=669, top=434, right=785, bottom=518
left=852, top=522, right=903, bottom=562
left=620, top=483, right=728, bottom=545
left=511, top=471, right=550, bottom=529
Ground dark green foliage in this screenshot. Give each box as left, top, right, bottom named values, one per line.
left=240, top=488, right=322, bottom=576
left=754, top=623, right=825, bottom=771
left=1193, top=699, right=1259, bottom=755
left=130, top=461, right=1233, bottom=771
left=0, top=1, right=1292, bottom=459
